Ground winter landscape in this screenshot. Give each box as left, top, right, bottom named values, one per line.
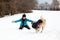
left=0, top=10, right=60, bottom=40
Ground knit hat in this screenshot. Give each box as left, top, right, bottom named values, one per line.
left=22, top=14, right=26, bottom=17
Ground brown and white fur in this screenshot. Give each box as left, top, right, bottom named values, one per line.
left=33, top=16, right=46, bottom=33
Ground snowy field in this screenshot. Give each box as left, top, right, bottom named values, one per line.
left=0, top=10, right=60, bottom=40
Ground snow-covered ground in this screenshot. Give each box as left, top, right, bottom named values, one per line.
left=0, top=10, right=60, bottom=40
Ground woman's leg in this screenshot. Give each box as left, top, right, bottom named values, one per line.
left=19, top=26, right=24, bottom=29
left=24, top=25, right=30, bottom=30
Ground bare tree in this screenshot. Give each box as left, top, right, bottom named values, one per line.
left=0, top=0, right=37, bottom=17
left=50, top=0, right=59, bottom=10
left=10, top=0, right=37, bottom=13
left=0, top=0, right=11, bottom=17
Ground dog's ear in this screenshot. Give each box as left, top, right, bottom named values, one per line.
left=40, top=16, right=46, bottom=21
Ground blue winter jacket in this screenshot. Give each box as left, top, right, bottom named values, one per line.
left=15, top=18, right=33, bottom=27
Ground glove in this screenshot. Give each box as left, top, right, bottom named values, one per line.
left=31, top=21, right=35, bottom=24
left=12, top=21, right=15, bottom=23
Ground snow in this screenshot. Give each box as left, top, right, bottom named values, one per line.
left=0, top=10, right=60, bottom=40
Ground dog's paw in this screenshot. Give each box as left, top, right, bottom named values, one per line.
left=40, top=31, right=43, bottom=33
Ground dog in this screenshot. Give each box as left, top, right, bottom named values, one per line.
left=32, top=16, right=46, bottom=33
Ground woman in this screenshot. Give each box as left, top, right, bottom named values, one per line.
left=13, top=14, right=33, bottom=30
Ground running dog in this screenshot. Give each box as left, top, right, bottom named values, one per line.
left=32, top=16, right=46, bottom=33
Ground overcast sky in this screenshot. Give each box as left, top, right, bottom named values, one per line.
left=38, top=0, right=60, bottom=4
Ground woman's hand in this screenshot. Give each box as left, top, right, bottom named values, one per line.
left=12, top=21, right=15, bottom=23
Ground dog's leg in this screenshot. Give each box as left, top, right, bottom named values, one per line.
left=41, top=23, right=46, bottom=33
left=35, top=27, right=39, bottom=33
left=36, top=26, right=41, bottom=33
left=41, top=26, right=44, bottom=33
left=35, top=28, right=38, bottom=33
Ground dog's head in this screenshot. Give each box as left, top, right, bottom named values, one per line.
left=39, top=16, right=46, bottom=27
left=40, top=16, right=46, bottom=23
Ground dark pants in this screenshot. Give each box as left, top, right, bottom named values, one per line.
left=19, top=25, right=30, bottom=30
